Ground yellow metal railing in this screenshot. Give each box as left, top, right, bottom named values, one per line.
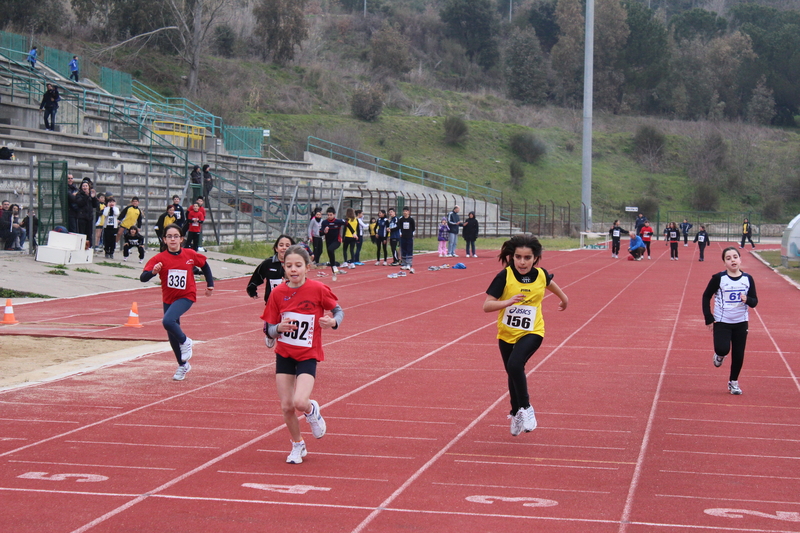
left=153, top=121, right=206, bottom=150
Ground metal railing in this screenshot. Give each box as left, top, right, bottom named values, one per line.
left=306, top=136, right=503, bottom=203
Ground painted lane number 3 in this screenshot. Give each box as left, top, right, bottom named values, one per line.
left=466, top=495, right=558, bottom=508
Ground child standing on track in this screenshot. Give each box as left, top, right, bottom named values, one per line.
left=693, top=225, right=710, bottom=262
left=640, top=220, right=654, bottom=259
left=140, top=224, right=214, bottom=381
left=321, top=207, right=346, bottom=280
left=101, top=197, right=120, bottom=259
left=437, top=216, right=449, bottom=257
left=680, top=219, right=693, bottom=246
left=740, top=218, right=755, bottom=249
left=388, top=208, right=400, bottom=266
left=483, top=235, right=569, bottom=436
left=608, top=220, right=629, bottom=258
left=702, top=247, right=758, bottom=395
left=666, top=222, right=680, bottom=260
left=375, top=210, right=389, bottom=266
left=261, top=244, right=344, bottom=464
left=247, top=235, right=294, bottom=348
left=398, top=206, right=416, bottom=273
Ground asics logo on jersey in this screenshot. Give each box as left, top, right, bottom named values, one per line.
left=186, top=259, right=195, bottom=265
left=507, top=307, right=532, bottom=316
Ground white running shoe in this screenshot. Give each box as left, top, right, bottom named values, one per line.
left=172, top=362, right=191, bottom=381
left=409, top=267, right=415, bottom=274
left=728, top=381, right=742, bottom=395
left=400, top=265, right=408, bottom=270
left=713, top=353, right=724, bottom=367
left=348, top=262, right=355, bottom=269
left=375, top=261, right=381, bottom=266
left=382, top=261, right=387, bottom=266
left=452, top=254, right=459, bottom=257
left=123, top=256, right=128, bottom=262
left=265, top=336, right=276, bottom=349
left=305, top=400, right=326, bottom=438
left=139, top=258, right=144, bottom=263
left=508, top=412, right=523, bottom=437
left=439, top=254, right=444, bottom=258
left=648, top=256, right=651, bottom=260
left=286, top=440, right=307, bottom=464
left=520, top=406, right=537, bottom=432
left=179, top=337, right=193, bottom=364
left=473, top=254, right=478, bottom=258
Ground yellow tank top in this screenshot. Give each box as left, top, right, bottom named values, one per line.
left=496, top=266, right=547, bottom=342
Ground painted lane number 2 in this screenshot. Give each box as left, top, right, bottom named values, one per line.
left=18, top=472, right=108, bottom=482
left=705, top=509, right=800, bottom=522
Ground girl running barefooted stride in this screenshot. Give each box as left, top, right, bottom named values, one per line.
left=260, top=245, right=344, bottom=464
left=702, top=247, right=758, bottom=395
left=483, top=235, right=569, bottom=436
left=140, top=224, right=214, bottom=381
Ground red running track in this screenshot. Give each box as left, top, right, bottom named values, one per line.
left=1, top=243, right=799, bottom=533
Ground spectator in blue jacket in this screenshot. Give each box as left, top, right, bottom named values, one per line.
left=628, top=233, right=646, bottom=261
left=27, top=47, right=37, bottom=69
left=69, top=56, right=79, bottom=82
left=680, top=219, right=693, bottom=246
left=446, top=205, right=462, bottom=257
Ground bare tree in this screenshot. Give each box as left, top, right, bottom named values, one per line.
left=163, top=0, right=238, bottom=96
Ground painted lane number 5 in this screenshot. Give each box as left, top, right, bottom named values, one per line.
left=18, top=472, right=108, bottom=482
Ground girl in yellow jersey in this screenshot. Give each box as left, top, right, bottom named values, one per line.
left=483, top=235, right=569, bottom=436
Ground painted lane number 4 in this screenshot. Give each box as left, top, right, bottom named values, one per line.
left=705, top=509, right=800, bottom=522
left=466, top=495, right=558, bottom=508
left=243, top=483, right=331, bottom=495
left=18, top=472, right=108, bottom=482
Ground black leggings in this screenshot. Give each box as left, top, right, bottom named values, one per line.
left=644, top=240, right=651, bottom=256
left=499, top=334, right=543, bottom=415
left=670, top=242, right=678, bottom=258
left=611, top=238, right=621, bottom=255
left=714, top=321, right=748, bottom=381
left=376, top=237, right=388, bottom=261
left=326, top=241, right=340, bottom=270
left=343, top=236, right=357, bottom=263
left=390, top=238, right=399, bottom=262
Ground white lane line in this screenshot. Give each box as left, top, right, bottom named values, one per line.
left=112, top=423, right=260, bottom=432
left=618, top=258, right=696, bottom=533
left=669, top=418, right=800, bottom=428
left=432, top=481, right=611, bottom=494
left=666, top=432, right=800, bottom=443
left=152, top=408, right=275, bottom=416
left=345, top=403, right=473, bottom=411
left=539, top=411, right=637, bottom=418
left=454, top=459, right=619, bottom=470
left=0, top=401, right=123, bottom=410
left=324, top=417, right=455, bottom=425
left=474, top=440, right=626, bottom=450
left=660, top=469, right=800, bottom=481
left=325, top=433, right=437, bottom=441
left=656, top=493, right=800, bottom=506
left=0, top=363, right=274, bottom=459
left=664, top=449, right=800, bottom=461
left=217, top=470, right=389, bottom=482
left=65, top=440, right=220, bottom=449
left=257, top=449, right=415, bottom=460
left=0, top=418, right=79, bottom=424
left=752, top=306, right=800, bottom=394
left=7, top=460, right=175, bottom=471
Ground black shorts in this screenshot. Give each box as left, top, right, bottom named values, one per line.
left=275, top=354, right=317, bottom=377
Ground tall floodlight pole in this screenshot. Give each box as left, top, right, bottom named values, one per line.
left=509, top=0, right=513, bottom=22
left=364, top=0, right=367, bottom=17
left=581, top=0, right=595, bottom=231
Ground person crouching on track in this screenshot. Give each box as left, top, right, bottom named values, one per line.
left=261, top=244, right=344, bottom=464
left=702, top=247, right=758, bottom=395
left=483, top=235, right=569, bottom=436
left=247, top=234, right=295, bottom=349
left=140, top=224, right=214, bottom=381
left=628, top=232, right=646, bottom=261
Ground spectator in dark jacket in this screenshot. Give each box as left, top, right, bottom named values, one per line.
left=74, top=181, right=99, bottom=247
left=39, top=83, right=60, bottom=131
left=65, top=174, right=79, bottom=232
left=462, top=211, right=479, bottom=257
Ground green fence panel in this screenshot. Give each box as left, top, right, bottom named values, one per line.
left=37, top=161, right=69, bottom=241
left=100, top=67, right=132, bottom=97
left=0, top=31, right=29, bottom=62
left=224, top=126, right=262, bottom=157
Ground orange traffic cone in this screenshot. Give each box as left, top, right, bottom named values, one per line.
left=123, top=302, right=144, bottom=328
left=2, top=299, right=19, bottom=325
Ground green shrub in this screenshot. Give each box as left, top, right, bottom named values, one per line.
left=444, top=116, right=469, bottom=145
left=632, top=125, right=666, bottom=161
left=351, top=85, right=385, bottom=122
left=510, top=132, right=547, bottom=163
left=510, top=160, right=525, bottom=188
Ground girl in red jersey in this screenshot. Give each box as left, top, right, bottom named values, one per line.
left=640, top=220, right=654, bottom=259
left=261, top=244, right=344, bottom=464
left=140, top=224, right=214, bottom=381
left=185, top=202, right=204, bottom=251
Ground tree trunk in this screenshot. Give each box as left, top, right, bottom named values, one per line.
left=187, top=0, right=204, bottom=97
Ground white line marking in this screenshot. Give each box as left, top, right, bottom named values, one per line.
left=657, top=493, right=800, bottom=505
left=668, top=418, right=800, bottom=428
left=752, top=306, right=800, bottom=394
left=257, top=449, right=415, bottom=460
left=664, top=449, right=800, bottom=461
left=325, top=433, right=437, bottom=441
left=345, top=403, right=473, bottom=411
left=8, top=460, right=175, bottom=471
left=324, top=417, right=455, bottom=425
left=152, top=408, right=275, bottom=416
left=0, top=401, right=123, bottom=410
left=473, top=440, right=626, bottom=450
left=432, top=481, right=611, bottom=494
left=64, top=440, right=220, bottom=449
left=0, top=418, right=79, bottom=424
left=659, top=469, right=800, bottom=481
left=617, top=253, right=696, bottom=533
left=666, top=432, right=800, bottom=443
left=112, top=423, right=260, bottom=432
left=217, top=471, right=389, bottom=482
left=454, top=459, right=619, bottom=471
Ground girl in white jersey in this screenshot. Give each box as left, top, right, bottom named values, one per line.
left=702, top=247, right=758, bottom=395
left=483, top=235, right=569, bottom=436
